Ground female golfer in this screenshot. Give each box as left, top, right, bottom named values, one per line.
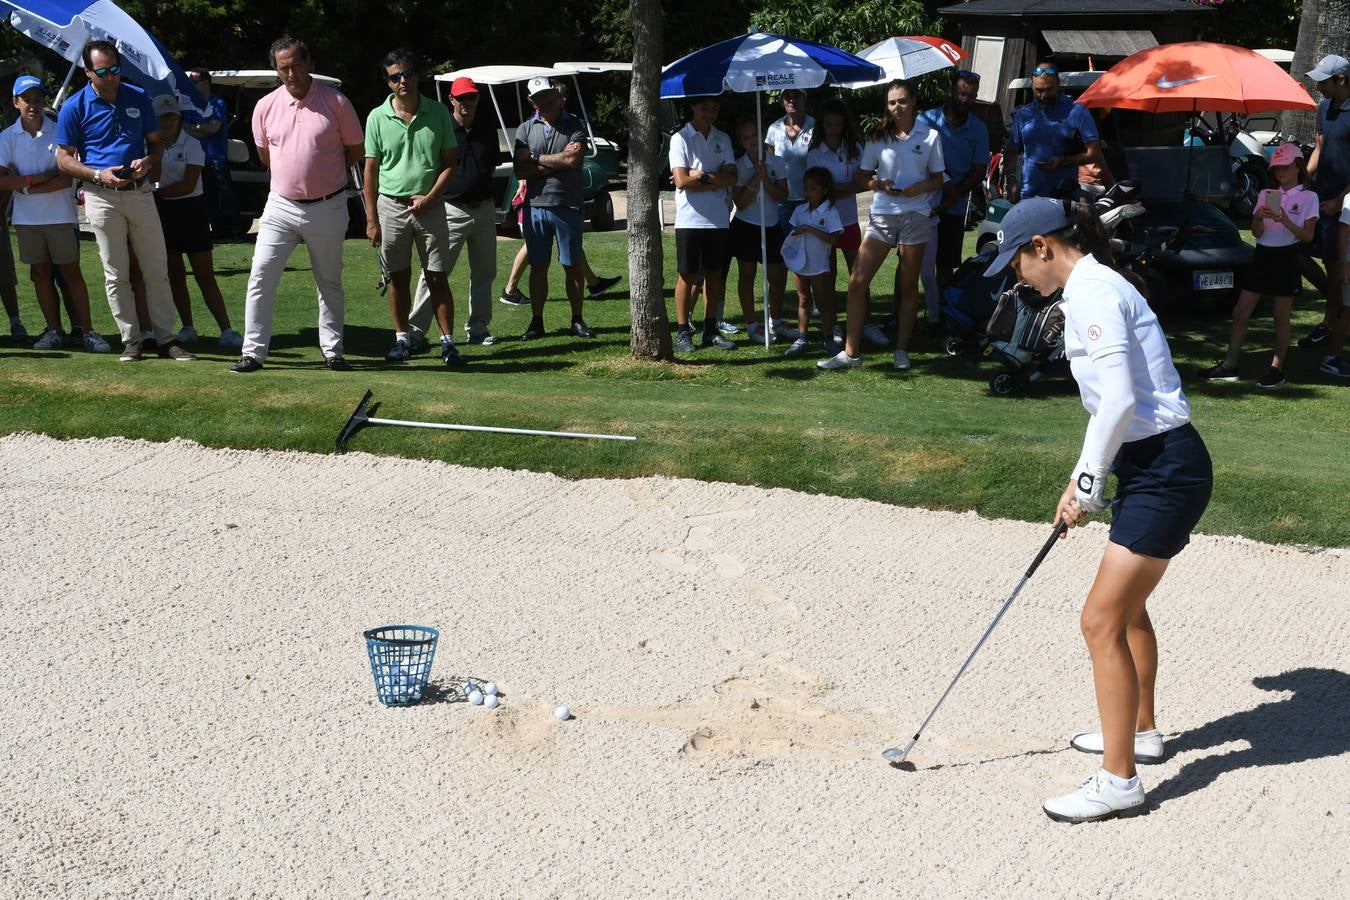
left=984, top=197, right=1213, bottom=824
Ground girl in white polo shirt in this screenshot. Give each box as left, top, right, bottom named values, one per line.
left=1200, top=143, right=1317, bottom=389
left=985, top=197, right=1212, bottom=824
left=819, top=80, right=943, bottom=371
left=782, top=167, right=842, bottom=357
left=805, top=100, right=863, bottom=276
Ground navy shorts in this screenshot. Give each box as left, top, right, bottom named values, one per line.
left=1299, top=213, right=1338, bottom=262
left=1109, top=423, right=1213, bottom=560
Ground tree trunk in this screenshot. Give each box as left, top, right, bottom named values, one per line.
left=1283, top=0, right=1350, bottom=141
left=626, top=0, right=671, bottom=359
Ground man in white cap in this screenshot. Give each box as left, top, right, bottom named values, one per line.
left=513, top=75, right=594, bottom=341
left=1299, top=54, right=1350, bottom=378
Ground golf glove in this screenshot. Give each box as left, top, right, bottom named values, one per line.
left=1073, top=468, right=1109, bottom=514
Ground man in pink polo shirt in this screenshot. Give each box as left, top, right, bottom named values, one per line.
left=231, top=36, right=364, bottom=373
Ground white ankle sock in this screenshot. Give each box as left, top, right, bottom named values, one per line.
left=1103, top=770, right=1140, bottom=791
left=395, top=331, right=409, bottom=344
left=1136, top=729, right=1160, bottom=739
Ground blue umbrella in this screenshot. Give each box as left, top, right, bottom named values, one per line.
left=661, top=32, right=882, bottom=347
left=5, top=0, right=204, bottom=112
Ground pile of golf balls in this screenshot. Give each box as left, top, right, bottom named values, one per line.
left=464, top=680, right=501, bottom=710
left=379, top=661, right=427, bottom=705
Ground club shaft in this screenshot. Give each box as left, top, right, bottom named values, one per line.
left=365, top=416, right=635, bottom=442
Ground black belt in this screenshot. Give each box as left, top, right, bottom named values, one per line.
left=289, top=189, right=345, bottom=205
left=92, top=176, right=149, bottom=192
left=380, top=194, right=415, bottom=206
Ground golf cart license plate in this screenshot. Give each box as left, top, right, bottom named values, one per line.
left=1193, top=270, right=1234, bottom=291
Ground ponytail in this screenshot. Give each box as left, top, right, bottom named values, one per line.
left=1059, top=199, right=1113, bottom=267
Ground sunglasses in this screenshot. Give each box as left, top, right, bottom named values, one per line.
left=1032, top=66, right=1058, bottom=77
left=387, top=71, right=415, bottom=83
left=956, top=70, right=981, bottom=82
left=91, top=65, right=122, bottom=78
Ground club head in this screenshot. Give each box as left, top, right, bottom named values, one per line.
left=335, top=389, right=375, bottom=453
left=882, top=747, right=908, bottom=763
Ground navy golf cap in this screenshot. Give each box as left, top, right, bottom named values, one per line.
left=984, top=197, right=1072, bottom=277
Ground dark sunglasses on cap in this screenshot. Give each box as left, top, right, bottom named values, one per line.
left=387, top=71, right=414, bottom=83
left=1032, top=65, right=1058, bottom=77
left=956, top=69, right=981, bottom=81
left=91, top=65, right=121, bottom=77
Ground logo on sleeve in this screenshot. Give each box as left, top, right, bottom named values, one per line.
left=1077, top=472, right=1095, bottom=493
left=1087, top=325, right=1102, bottom=341
left=126, top=108, right=141, bottom=119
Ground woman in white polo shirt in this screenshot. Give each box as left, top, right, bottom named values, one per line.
left=819, top=80, right=943, bottom=371
left=151, top=94, right=241, bottom=349
left=985, top=197, right=1213, bottom=824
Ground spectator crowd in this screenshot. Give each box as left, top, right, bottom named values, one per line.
left=1, top=38, right=1347, bottom=384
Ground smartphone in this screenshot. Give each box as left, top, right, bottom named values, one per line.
left=114, top=165, right=134, bottom=180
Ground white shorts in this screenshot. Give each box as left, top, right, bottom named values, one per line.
left=865, top=211, right=930, bottom=247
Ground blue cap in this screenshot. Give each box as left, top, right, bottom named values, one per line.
left=12, top=74, right=43, bottom=98
left=984, top=197, right=1072, bottom=277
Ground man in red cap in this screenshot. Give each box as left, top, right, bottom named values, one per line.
left=409, top=75, right=504, bottom=346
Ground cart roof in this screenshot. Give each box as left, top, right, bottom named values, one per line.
left=210, top=70, right=341, bottom=89
left=432, top=65, right=566, bottom=85
left=552, top=62, right=633, bottom=74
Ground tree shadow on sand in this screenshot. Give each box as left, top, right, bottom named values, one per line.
left=1151, top=668, right=1350, bottom=806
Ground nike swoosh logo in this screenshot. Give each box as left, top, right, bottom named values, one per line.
left=1156, top=74, right=1218, bottom=89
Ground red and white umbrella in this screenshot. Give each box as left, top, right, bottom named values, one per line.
left=845, top=36, right=967, bottom=87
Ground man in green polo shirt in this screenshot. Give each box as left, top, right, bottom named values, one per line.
left=363, top=48, right=462, bottom=366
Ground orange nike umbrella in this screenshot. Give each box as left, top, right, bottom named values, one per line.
left=1077, top=41, right=1316, bottom=113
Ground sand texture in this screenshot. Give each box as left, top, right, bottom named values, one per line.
left=1, top=433, right=1346, bottom=897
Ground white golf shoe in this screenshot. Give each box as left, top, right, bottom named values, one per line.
left=1069, top=729, right=1165, bottom=763
left=1043, top=769, right=1147, bottom=824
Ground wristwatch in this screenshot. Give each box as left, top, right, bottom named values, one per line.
left=698, top=172, right=712, bottom=185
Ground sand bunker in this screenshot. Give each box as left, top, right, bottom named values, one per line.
left=1, top=433, right=1346, bottom=896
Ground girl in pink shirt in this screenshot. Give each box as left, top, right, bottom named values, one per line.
left=1201, top=143, right=1318, bottom=389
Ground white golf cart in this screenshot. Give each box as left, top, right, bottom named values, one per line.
left=431, top=62, right=629, bottom=233
left=208, top=70, right=363, bottom=236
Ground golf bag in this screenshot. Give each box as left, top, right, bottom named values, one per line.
left=984, top=283, right=1066, bottom=396
left=940, top=243, right=1014, bottom=356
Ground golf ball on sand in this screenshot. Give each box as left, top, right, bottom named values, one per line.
left=554, top=705, right=571, bottom=721
left=483, top=682, right=498, bottom=696
left=468, top=690, right=484, bottom=706
left=484, top=694, right=500, bottom=709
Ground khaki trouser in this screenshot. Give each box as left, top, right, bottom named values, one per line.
left=410, top=197, right=497, bottom=338
left=241, top=192, right=348, bottom=362
left=83, top=185, right=175, bottom=342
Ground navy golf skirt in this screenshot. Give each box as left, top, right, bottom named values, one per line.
left=1109, top=422, right=1213, bottom=559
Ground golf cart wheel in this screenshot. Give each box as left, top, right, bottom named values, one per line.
left=591, top=189, right=615, bottom=231
left=944, top=336, right=965, bottom=356
left=989, top=372, right=1018, bottom=396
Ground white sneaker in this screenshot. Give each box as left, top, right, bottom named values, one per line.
left=816, top=350, right=861, bottom=370
left=1043, top=769, right=1147, bottom=824
left=893, top=349, right=911, bottom=371
left=771, top=318, right=800, bottom=341
left=717, top=319, right=742, bottom=335
left=1069, top=729, right=1165, bottom=763
left=82, top=330, right=111, bottom=353
left=217, top=328, right=244, bottom=350
left=33, top=328, right=64, bottom=350
left=176, top=325, right=198, bottom=345
left=784, top=336, right=809, bottom=357
left=745, top=321, right=770, bottom=345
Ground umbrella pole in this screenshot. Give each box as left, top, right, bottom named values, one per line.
left=52, top=53, right=84, bottom=111
left=756, top=92, right=770, bottom=349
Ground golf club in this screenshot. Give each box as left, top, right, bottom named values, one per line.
left=336, top=390, right=637, bottom=452
left=882, top=521, right=1068, bottom=767
left=374, top=248, right=391, bottom=297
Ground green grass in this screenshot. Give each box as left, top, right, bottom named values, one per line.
left=1, top=229, right=1347, bottom=548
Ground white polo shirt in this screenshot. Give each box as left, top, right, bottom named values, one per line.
left=0, top=119, right=76, bottom=226
left=668, top=122, right=735, bottom=229
left=766, top=114, right=815, bottom=200
left=733, top=152, right=788, bottom=227
left=787, top=199, right=843, bottom=277
left=860, top=118, right=944, bottom=217
left=1062, top=254, right=1190, bottom=440
left=156, top=129, right=205, bottom=200
left=805, top=142, right=861, bottom=227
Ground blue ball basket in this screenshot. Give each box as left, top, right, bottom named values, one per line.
left=364, top=624, right=439, bottom=707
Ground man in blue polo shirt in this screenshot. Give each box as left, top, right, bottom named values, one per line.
left=56, top=40, right=192, bottom=361
left=1005, top=62, right=1104, bottom=202
left=183, top=68, right=237, bottom=239
left=921, top=71, right=991, bottom=293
